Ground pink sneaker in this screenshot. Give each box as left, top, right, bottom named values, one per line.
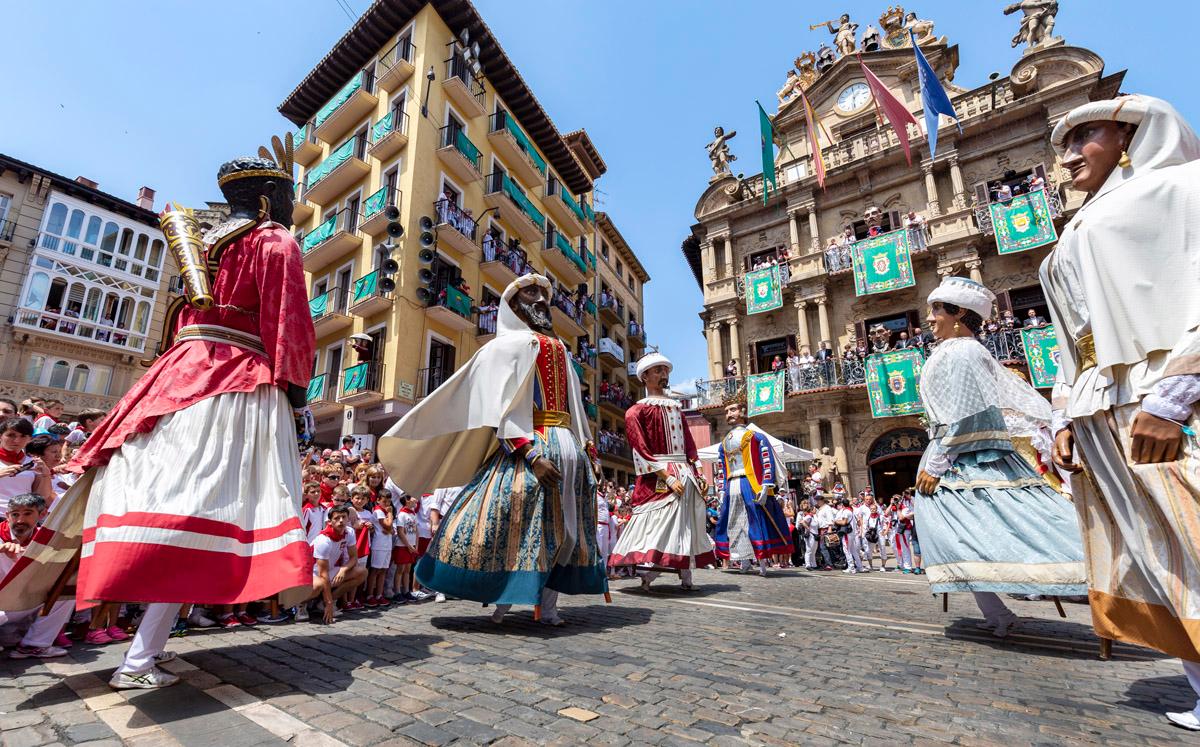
left=106, top=626, right=130, bottom=642
left=84, top=629, right=113, bottom=645
left=54, top=632, right=73, bottom=648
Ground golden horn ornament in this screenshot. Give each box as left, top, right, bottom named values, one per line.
left=158, top=207, right=214, bottom=310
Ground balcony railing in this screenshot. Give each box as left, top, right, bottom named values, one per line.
left=598, top=293, right=625, bottom=321
left=299, top=207, right=358, bottom=256
left=600, top=389, right=634, bottom=410
left=438, top=125, right=482, bottom=171
left=435, top=198, right=478, bottom=243
left=598, top=432, right=632, bottom=460
left=476, top=306, right=498, bottom=336
left=973, top=186, right=1064, bottom=236
left=546, top=175, right=587, bottom=225
left=362, top=186, right=400, bottom=223
left=481, top=233, right=530, bottom=275
left=445, top=53, right=485, bottom=107
left=349, top=269, right=391, bottom=306
left=628, top=321, right=646, bottom=343
left=417, top=365, right=452, bottom=398
left=376, top=36, right=416, bottom=86
left=546, top=226, right=587, bottom=274
left=13, top=306, right=147, bottom=352
left=599, top=337, right=624, bottom=363
left=433, top=282, right=473, bottom=319
left=552, top=289, right=586, bottom=328
left=306, top=372, right=332, bottom=404
left=576, top=343, right=597, bottom=368
left=309, top=285, right=347, bottom=320
left=489, top=111, right=547, bottom=175
left=304, top=134, right=366, bottom=191
left=314, top=68, right=375, bottom=129
left=486, top=172, right=544, bottom=231
left=371, top=105, right=410, bottom=144
left=342, top=360, right=384, bottom=398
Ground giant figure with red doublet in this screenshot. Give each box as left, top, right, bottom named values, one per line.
left=713, top=397, right=794, bottom=575
left=0, top=144, right=316, bottom=689
left=379, top=274, right=606, bottom=626
left=609, top=353, right=717, bottom=591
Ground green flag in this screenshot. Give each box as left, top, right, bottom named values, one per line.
left=990, top=191, right=1058, bottom=254
left=757, top=101, right=776, bottom=205
left=747, top=371, right=786, bottom=417
left=851, top=229, right=916, bottom=297
left=865, top=348, right=925, bottom=418
left=744, top=266, right=782, bottom=315
left=1021, top=324, right=1061, bottom=389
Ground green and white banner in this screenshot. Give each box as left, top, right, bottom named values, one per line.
left=851, top=229, right=916, bottom=297
left=1021, top=324, right=1060, bottom=389
left=865, top=348, right=925, bottom=418
left=747, top=371, right=786, bottom=417
left=744, top=266, right=783, bottom=315
left=990, top=191, right=1058, bottom=255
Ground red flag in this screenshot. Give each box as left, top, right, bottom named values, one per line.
left=798, top=89, right=826, bottom=190
left=858, top=54, right=918, bottom=166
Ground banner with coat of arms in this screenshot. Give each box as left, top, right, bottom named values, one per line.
left=744, top=266, right=783, bottom=315
left=747, top=371, right=786, bottom=417
left=1021, top=324, right=1061, bottom=389
left=851, top=229, right=916, bottom=297
left=865, top=348, right=925, bottom=418
left=990, top=191, right=1058, bottom=254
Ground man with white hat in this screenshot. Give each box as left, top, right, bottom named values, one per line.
left=608, top=352, right=716, bottom=591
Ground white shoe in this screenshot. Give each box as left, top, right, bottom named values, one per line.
left=435, top=593, right=446, bottom=603
left=187, top=610, right=217, bottom=628
left=539, top=615, right=566, bottom=627
left=9, top=644, right=68, bottom=659
left=843, top=568, right=857, bottom=574
left=110, top=666, right=180, bottom=690
left=489, top=608, right=506, bottom=624
left=1166, top=711, right=1200, bottom=731
left=153, top=651, right=176, bottom=665
left=759, top=564, right=768, bottom=577
left=410, top=590, right=431, bottom=601
left=294, top=606, right=310, bottom=622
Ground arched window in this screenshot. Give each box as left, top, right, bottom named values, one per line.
left=83, top=288, right=102, bottom=320
left=46, top=278, right=68, bottom=312
left=118, top=228, right=133, bottom=255
left=24, top=355, right=46, bottom=385
left=88, top=366, right=112, bottom=395
left=135, top=301, right=150, bottom=333
left=117, top=297, right=133, bottom=329
left=102, top=293, right=119, bottom=321
left=100, top=222, right=119, bottom=252
left=85, top=216, right=101, bottom=245
left=67, top=210, right=84, bottom=238
left=69, top=364, right=90, bottom=392
left=47, top=360, right=70, bottom=389
left=134, top=234, right=148, bottom=261
left=22, top=272, right=50, bottom=309
left=45, top=203, right=67, bottom=235
left=149, top=239, right=164, bottom=267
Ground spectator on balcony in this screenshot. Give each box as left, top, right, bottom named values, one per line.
left=61, top=303, right=81, bottom=335
left=481, top=227, right=501, bottom=261
left=824, top=238, right=843, bottom=272
left=994, top=181, right=1013, bottom=202
left=1026, top=173, right=1046, bottom=192
left=895, top=331, right=914, bottom=349
left=770, top=355, right=785, bottom=374
left=1001, top=310, right=1018, bottom=330
left=786, top=350, right=802, bottom=392
left=725, top=359, right=739, bottom=378
left=904, top=210, right=928, bottom=251
left=910, top=326, right=931, bottom=350
left=1023, top=308, right=1047, bottom=328
left=96, top=314, right=115, bottom=343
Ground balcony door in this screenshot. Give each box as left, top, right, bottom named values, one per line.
left=427, top=338, right=456, bottom=393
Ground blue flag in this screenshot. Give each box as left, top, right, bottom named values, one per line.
left=911, top=30, right=961, bottom=159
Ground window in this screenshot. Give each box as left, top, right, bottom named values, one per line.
left=601, top=241, right=610, bottom=261
left=48, top=360, right=70, bottom=389
left=46, top=203, right=67, bottom=235
left=24, top=356, right=45, bottom=385
left=346, top=193, right=360, bottom=233
left=616, top=261, right=624, bottom=278
left=69, top=364, right=90, bottom=392
left=22, top=272, right=50, bottom=309
left=0, top=193, right=12, bottom=224
left=336, top=266, right=353, bottom=312
left=354, top=127, right=369, bottom=160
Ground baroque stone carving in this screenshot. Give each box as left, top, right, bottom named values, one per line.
left=706, top=126, right=737, bottom=181
left=1004, top=0, right=1061, bottom=53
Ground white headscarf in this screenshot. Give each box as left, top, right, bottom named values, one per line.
left=1041, top=94, right=1200, bottom=384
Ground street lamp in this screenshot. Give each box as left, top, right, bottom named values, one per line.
left=421, top=65, right=435, bottom=118
left=988, top=72, right=1000, bottom=111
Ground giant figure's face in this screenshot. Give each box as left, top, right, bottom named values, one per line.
left=510, top=284, right=553, bottom=333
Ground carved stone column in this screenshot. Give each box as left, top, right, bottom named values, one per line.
left=701, top=240, right=716, bottom=279
left=795, top=300, right=811, bottom=350
left=722, top=235, right=735, bottom=279
left=922, top=162, right=941, bottom=217
left=965, top=259, right=984, bottom=285
left=807, top=210, right=821, bottom=254
left=787, top=210, right=801, bottom=254
left=707, top=321, right=724, bottom=380
left=807, top=418, right=822, bottom=455
left=830, top=415, right=850, bottom=489
left=816, top=297, right=832, bottom=346
left=949, top=155, right=966, bottom=210
left=728, top=319, right=742, bottom=371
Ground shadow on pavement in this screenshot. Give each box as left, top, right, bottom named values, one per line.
left=429, top=603, right=653, bottom=636
left=941, top=618, right=1169, bottom=662
left=612, top=582, right=742, bottom=598
left=1118, top=673, right=1198, bottom=717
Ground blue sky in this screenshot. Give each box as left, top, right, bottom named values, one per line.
left=5, top=1, right=1197, bottom=385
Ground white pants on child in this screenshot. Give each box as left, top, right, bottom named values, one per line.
left=972, top=592, right=1015, bottom=624
left=0, top=600, right=73, bottom=649
left=118, top=603, right=177, bottom=675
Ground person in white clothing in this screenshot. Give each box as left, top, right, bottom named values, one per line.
left=834, top=498, right=866, bottom=573
left=860, top=494, right=889, bottom=570
left=303, top=506, right=367, bottom=624
left=0, top=494, right=74, bottom=659
left=814, top=496, right=837, bottom=570
left=0, top=418, right=53, bottom=516
left=425, top=487, right=462, bottom=603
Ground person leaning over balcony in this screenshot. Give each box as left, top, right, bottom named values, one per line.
left=824, top=238, right=842, bottom=272
left=1023, top=308, right=1047, bottom=328
left=725, top=359, right=739, bottom=378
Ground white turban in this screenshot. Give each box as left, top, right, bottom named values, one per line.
left=927, top=276, right=995, bottom=319
left=635, top=352, right=672, bottom=381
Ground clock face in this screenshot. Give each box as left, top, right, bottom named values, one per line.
left=836, top=82, right=871, bottom=113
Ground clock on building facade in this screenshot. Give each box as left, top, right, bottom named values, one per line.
left=836, top=81, right=871, bottom=113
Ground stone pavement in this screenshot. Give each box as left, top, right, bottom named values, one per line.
left=1, top=568, right=1195, bottom=746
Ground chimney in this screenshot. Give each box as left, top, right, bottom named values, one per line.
left=137, top=186, right=156, bottom=211
left=74, top=176, right=99, bottom=189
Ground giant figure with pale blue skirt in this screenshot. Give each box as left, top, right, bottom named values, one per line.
left=913, top=276, right=1087, bottom=638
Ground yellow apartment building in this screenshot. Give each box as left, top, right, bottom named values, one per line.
left=278, top=0, right=608, bottom=448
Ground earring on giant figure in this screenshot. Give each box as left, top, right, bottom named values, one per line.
left=1118, top=150, right=1132, bottom=169
left=257, top=195, right=271, bottom=222
left=954, top=322, right=961, bottom=333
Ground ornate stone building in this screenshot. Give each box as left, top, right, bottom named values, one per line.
left=684, top=7, right=1121, bottom=497
left=0, top=153, right=174, bottom=416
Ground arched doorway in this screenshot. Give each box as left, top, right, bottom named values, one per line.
left=867, top=428, right=928, bottom=500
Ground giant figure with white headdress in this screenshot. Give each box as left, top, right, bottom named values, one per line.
left=608, top=352, right=717, bottom=591
left=378, top=274, right=606, bottom=626
left=1039, top=94, right=1200, bottom=731
left=913, top=276, right=1087, bottom=638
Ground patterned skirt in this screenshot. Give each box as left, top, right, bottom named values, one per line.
left=713, top=478, right=794, bottom=561
left=414, top=426, right=606, bottom=606
left=609, top=470, right=717, bottom=570
left=915, top=448, right=1088, bottom=597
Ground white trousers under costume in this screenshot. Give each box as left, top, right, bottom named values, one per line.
left=864, top=534, right=889, bottom=567
left=118, top=603, right=177, bottom=674
left=841, top=534, right=864, bottom=571
left=0, top=600, right=73, bottom=649
left=493, top=587, right=560, bottom=620
left=640, top=568, right=694, bottom=586
left=972, top=592, right=1014, bottom=624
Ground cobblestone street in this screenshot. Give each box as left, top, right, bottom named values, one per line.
left=1, top=568, right=1194, bottom=746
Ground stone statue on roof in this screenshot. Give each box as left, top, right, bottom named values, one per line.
left=706, top=126, right=738, bottom=180
left=1004, top=0, right=1061, bottom=52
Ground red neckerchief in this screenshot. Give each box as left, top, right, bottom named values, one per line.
left=320, top=524, right=344, bottom=542
left=319, top=482, right=334, bottom=505
left=400, top=504, right=417, bottom=514
left=0, top=448, right=24, bottom=465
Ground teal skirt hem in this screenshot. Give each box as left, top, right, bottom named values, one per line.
left=416, top=555, right=608, bottom=606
